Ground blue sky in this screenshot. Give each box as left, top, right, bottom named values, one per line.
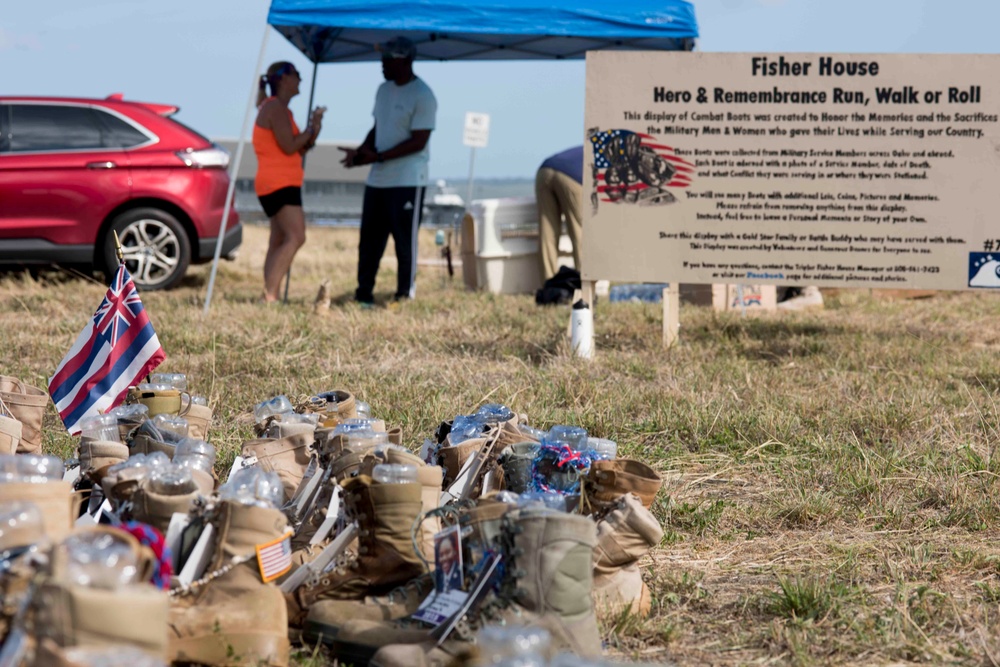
left=4, top=0, right=998, bottom=178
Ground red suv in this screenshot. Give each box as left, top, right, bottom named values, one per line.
left=0, top=95, right=241, bottom=290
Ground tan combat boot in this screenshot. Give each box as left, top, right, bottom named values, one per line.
left=184, top=403, right=213, bottom=441
left=0, top=376, right=49, bottom=455
left=0, top=413, right=21, bottom=455
left=499, top=441, right=541, bottom=494
left=360, top=447, right=443, bottom=566
left=0, top=480, right=76, bottom=544
left=593, top=493, right=663, bottom=617
left=31, top=527, right=170, bottom=659
left=330, top=506, right=602, bottom=664
left=585, top=458, right=663, bottom=511
left=168, top=500, right=291, bottom=667
left=288, top=476, right=425, bottom=626
left=241, top=432, right=313, bottom=503
left=130, top=477, right=200, bottom=535
left=77, top=439, right=129, bottom=485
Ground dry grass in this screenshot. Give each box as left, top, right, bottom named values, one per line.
left=3, top=224, right=1000, bottom=665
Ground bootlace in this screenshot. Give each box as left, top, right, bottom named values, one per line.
left=169, top=554, right=253, bottom=598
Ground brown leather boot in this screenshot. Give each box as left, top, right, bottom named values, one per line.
left=331, top=507, right=602, bottom=663
left=77, top=439, right=129, bottom=485
left=241, top=432, right=314, bottom=503
left=168, top=500, right=291, bottom=667
left=289, top=476, right=425, bottom=625
left=184, top=403, right=213, bottom=441
left=585, top=458, right=663, bottom=511
left=593, top=493, right=663, bottom=617
left=31, top=527, right=169, bottom=659
left=130, top=477, right=200, bottom=535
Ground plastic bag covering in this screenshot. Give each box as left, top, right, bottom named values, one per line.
left=266, top=0, right=698, bottom=63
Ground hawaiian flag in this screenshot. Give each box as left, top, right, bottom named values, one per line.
left=48, top=264, right=166, bottom=434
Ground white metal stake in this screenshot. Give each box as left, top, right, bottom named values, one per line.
left=203, top=25, right=271, bottom=315
left=464, top=147, right=476, bottom=211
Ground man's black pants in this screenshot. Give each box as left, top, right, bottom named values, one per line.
left=355, top=185, right=426, bottom=303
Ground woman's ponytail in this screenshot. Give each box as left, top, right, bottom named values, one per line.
left=256, top=74, right=269, bottom=107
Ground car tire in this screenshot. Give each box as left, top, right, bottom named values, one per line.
left=104, top=208, right=191, bottom=291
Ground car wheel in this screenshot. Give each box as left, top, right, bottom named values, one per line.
left=104, top=208, right=191, bottom=291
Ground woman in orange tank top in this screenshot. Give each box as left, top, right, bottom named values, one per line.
left=253, top=61, right=326, bottom=302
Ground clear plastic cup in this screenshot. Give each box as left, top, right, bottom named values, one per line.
left=151, top=414, right=189, bottom=439
left=355, top=400, right=372, bottom=419
left=79, top=414, right=121, bottom=443
left=474, top=403, right=514, bottom=424
left=174, top=438, right=216, bottom=475
left=147, top=465, right=197, bottom=496
left=219, top=467, right=283, bottom=508
left=586, top=437, right=618, bottom=460
left=62, top=531, right=139, bottom=589
left=372, top=463, right=418, bottom=484
left=148, top=373, right=187, bottom=390
left=543, top=425, right=588, bottom=451
left=253, top=395, right=294, bottom=424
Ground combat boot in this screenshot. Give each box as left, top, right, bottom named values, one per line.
left=302, top=573, right=436, bottom=643
left=168, top=500, right=291, bottom=667
left=592, top=493, right=663, bottom=617
left=0, top=480, right=76, bottom=544
left=77, top=439, right=129, bottom=485
left=360, top=447, right=443, bottom=566
left=184, top=402, right=213, bottom=441
left=241, top=432, right=313, bottom=503
left=0, top=376, right=49, bottom=455
left=585, top=459, right=663, bottom=512
left=0, top=413, right=21, bottom=455
left=31, top=526, right=169, bottom=659
left=128, top=421, right=179, bottom=459
left=289, top=475, right=425, bottom=625
left=331, top=506, right=602, bottom=664
left=130, top=476, right=200, bottom=535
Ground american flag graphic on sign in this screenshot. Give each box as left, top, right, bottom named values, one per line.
left=588, top=129, right=695, bottom=206
left=256, top=532, right=293, bottom=583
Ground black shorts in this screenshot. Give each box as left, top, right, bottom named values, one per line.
left=257, top=186, right=302, bottom=217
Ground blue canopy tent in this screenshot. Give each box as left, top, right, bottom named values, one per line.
left=203, top=0, right=699, bottom=311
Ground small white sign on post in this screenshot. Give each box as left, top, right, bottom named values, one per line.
left=462, top=112, right=490, bottom=148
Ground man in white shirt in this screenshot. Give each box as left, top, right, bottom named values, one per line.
left=341, top=36, right=437, bottom=304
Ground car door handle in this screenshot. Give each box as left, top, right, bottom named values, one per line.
left=86, top=161, right=118, bottom=169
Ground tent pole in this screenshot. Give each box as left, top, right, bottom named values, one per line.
left=204, top=25, right=271, bottom=315
left=283, top=58, right=319, bottom=304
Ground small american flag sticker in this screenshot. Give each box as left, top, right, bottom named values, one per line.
left=256, top=531, right=293, bottom=583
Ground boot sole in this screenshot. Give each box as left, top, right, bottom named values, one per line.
left=170, top=632, right=291, bottom=667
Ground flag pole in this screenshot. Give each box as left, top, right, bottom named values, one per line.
left=113, top=231, right=124, bottom=265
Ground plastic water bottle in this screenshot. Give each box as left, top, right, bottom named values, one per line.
left=79, top=414, right=121, bottom=443
left=174, top=438, right=217, bottom=475
left=570, top=299, right=593, bottom=359
left=372, top=463, right=418, bottom=484
left=147, top=465, right=197, bottom=496
left=253, top=395, right=294, bottom=424
left=543, top=425, right=588, bottom=451
left=149, top=373, right=187, bottom=390
left=219, top=467, right=283, bottom=508
left=62, top=531, right=139, bottom=589
left=449, top=414, right=483, bottom=443
left=586, top=437, right=618, bottom=460
left=151, top=414, right=189, bottom=439
left=474, top=403, right=514, bottom=424
left=477, top=624, right=551, bottom=666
